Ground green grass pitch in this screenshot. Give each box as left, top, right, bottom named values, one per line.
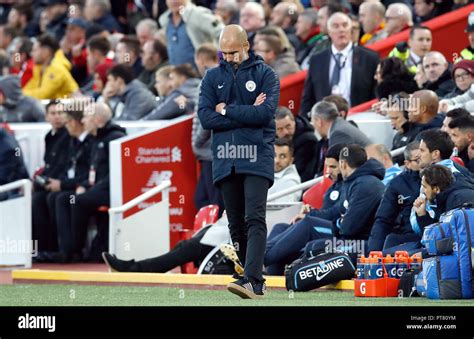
left=1, top=284, right=474, bottom=306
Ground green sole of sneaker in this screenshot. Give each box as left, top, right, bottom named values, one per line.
left=226, top=282, right=263, bottom=300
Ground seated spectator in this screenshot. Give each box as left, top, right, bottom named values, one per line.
left=270, top=2, right=301, bottom=51
left=441, top=108, right=471, bottom=134
left=388, top=25, right=432, bottom=74
left=32, top=101, right=70, bottom=254
left=6, top=2, right=37, bottom=37
left=62, top=18, right=90, bottom=86
left=375, top=57, right=418, bottom=99
left=368, top=141, right=422, bottom=252
left=407, top=90, right=443, bottom=136
left=311, top=101, right=371, bottom=148
left=101, top=141, right=301, bottom=273
left=0, top=125, right=29, bottom=200
left=445, top=59, right=474, bottom=99
left=387, top=93, right=418, bottom=165
left=135, top=19, right=158, bottom=47
left=295, top=9, right=320, bottom=65
left=102, top=64, right=157, bottom=120
left=275, top=106, right=319, bottom=182
left=83, top=35, right=114, bottom=95
left=270, top=138, right=302, bottom=202
left=460, top=11, right=474, bottom=60
left=414, top=0, right=440, bottom=23
left=143, top=64, right=200, bottom=120
left=264, top=144, right=386, bottom=274
left=44, top=0, right=69, bottom=41
left=84, top=0, right=121, bottom=33
left=301, top=12, right=379, bottom=115
left=254, top=35, right=300, bottom=78
left=414, top=164, right=474, bottom=233
left=115, top=36, right=143, bottom=78
left=349, top=13, right=361, bottom=45
left=255, top=25, right=299, bottom=69
left=323, top=94, right=350, bottom=120
left=448, top=115, right=474, bottom=172
left=420, top=52, right=456, bottom=98
left=214, top=0, right=240, bottom=26
left=23, top=34, right=79, bottom=99
left=138, top=39, right=169, bottom=95
left=9, top=37, right=34, bottom=88
left=0, top=75, right=45, bottom=122
left=366, top=143, right=402, bottom=185
left=56, top=103, right=126, bottom=262
left=239, top=2, right=266, bottom=47
left=439, top=83, right=474, bottom=112
left=358, top=1, right=387, bottom=46
left=159, top=0, right=223, bottom=66
left=384, top=3, right=413, bottom=37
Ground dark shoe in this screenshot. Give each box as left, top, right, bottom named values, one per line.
left=227, top=277, right=266, bottom=299
left=102, top=252, right=135, bottom=272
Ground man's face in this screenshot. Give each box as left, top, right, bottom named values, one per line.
left=7, top=8, right=21, bottom=28
left=325, top=157, right=340, bottom=181
left=328, top=14, right=351, bottom=50
left=351, top=18, right=361, bottom=43
left=275, top=116, right=296, bottom=139
left=418, top=140, right=435, bottom=169
left=450, top=127, right=472, bottom=152
left=155, top=74, right=172, bottom=97
left=317, top=7, right=329, bottom=34
left=295, top=16, right=312, bottom=39
left=359, top=3, right=376, bottom=34
left=106, top=74, right=121, bottom=94
left=311, top=116, right=326, bottom=138
left=388, top=108, right=406, bottom=132
left=385, top=7, right=404, bottom=36
left=409, top=28, right=432, bottom=58
left=404, top=149, right=421, bottom=171
left=414, top=0, right=434, bottom=18
left=65, top=25, right=84, bottom=45
left=421, top=175, right=437, bottom=202
left=254, top=40, right=276, bottom=64
left=84, top=0, right=96, bottom=20
left=270, top=4, right=287, bottom=27
left=31, top=41, right=47, bottom=64
left=239, top=6, right=264, bottom=32
left=142, top=41, right=160, bottom=70
left=81, top=111, right=96, bottom=133
left=64, top=115, right=82, bottom=137
left=274, top=145, right=293, bottom=173
left=45, top=104, right=65, bottom=130
left=454, top=68, right=474, bottom=92
left=115, top=42, right=133, bottom=65
left=166, top=0, right=187, bottom=14
left=423, top=55, right=447, bottom=83
left=407, top=95, right=421, bottom=123
left=220, top=37, right=249, bottom=68
left=339, top=159, right=350, bottom=180
left=441, top=116, right=452, bottom=133
left=136, top=26, right=152, bottom=47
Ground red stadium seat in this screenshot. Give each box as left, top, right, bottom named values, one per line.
left=302, top=176, right=333, bottom=210
left=181, top=204, right=220, bottom=274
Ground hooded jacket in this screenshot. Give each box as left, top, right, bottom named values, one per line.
left=308, top=177, right=344, bottom=222
left=143, top=78, right=201, bottom=120
left=292, top=115, right=319, bottom=182
left=335, top=159, right=386, bottom=240
left=23, top=50, right=79, bottom=99
left=0, top=128, right=29, bottom=186
left=80, top=121, right=126, bottom=195
left=368, top=169, right=421, bottom=251
left=117, top=79, right=158, bottom=121
left=198, top=51, right=280, bottom=185
left=0, top=75, right=45, bottom=122
left=269, top=164, right=301, bottom=203
left=413, top=114, right=445, bottom=139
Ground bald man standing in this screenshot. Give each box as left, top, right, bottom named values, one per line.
left=198, top=25, right=280, bottom=299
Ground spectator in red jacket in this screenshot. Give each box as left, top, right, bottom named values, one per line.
left=10, top=37, right=34, bottom=88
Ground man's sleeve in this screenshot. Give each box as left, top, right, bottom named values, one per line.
left=299, top=59, right=316, bottom=120
left=368, top=183, right=400, bottom=251
left=225, top=68, right=280, bottom=127
left=328, top=130, right=348, bottom=148
left=23, top=71, right=63, bottom=99
left=125, top=90, right=157, bottom=120
left=197, top=74, right=244, bottom=131
left=142, top=94, right=183, bottom=120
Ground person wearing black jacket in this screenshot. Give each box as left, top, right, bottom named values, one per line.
left=45, top=108, right=93, bottom=263
left=32, top=101, right=70, bottom=253
left=275, top=107, right=318, bottom=182
left=55, top=103, right=126, bottom=263
left=414, top=164, right=474, bottom=231
left=368, top=142, right=422, bottom=252
left=448, top=115, right=474, bottom=173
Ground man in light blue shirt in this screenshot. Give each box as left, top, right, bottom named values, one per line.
left=366, top=143, right=402, bottom=185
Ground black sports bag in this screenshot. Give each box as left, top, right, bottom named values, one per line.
left=285, top=251, right=356, bottom=292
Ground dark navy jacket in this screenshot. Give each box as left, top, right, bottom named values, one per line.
left=335, top=159, right=386, bottom=240
left=198, top=51, right=280, bottom=185
left=368, top=169, right=421, bottom=251
left=0, top=128, right=29, bottom=185
left=413, top=114, right=444, bottom=140
left=59, top=134, right=94, bottom=191
left=308, top=177, right=344, bottom=222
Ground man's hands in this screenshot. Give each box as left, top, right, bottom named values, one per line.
left=215, top=103, right=226, bottom=113
left=76, top=186, right=86, bottom=195
left=290, top=204, right=311, bottom=224
left=413, top=195, right=427, bottom=217
left=438, top=100, right=450, bottom=113
left=45, top=179, right=61, bottom=192
left=215, top=93, right=266, bottom=114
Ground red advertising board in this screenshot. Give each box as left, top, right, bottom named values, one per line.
left=120, top=118, right=197, bottom=248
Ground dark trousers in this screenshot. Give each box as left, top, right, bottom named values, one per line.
left=194, top=160, right=225, bottom=216
left=219, top=173, right=270, bottom=282
left=32, top=190, right=58, bottom=252
left=132, top=226, right=214, bottom=272
left=264, top=215, right=332, bottom=271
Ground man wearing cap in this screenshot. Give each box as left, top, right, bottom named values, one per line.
left=460, top=11, right=474, bottom=61
left=445, top=59, right=474, bottom=98
left=62, top=18, right=90, bottom=86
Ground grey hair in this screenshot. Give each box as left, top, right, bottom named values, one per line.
left=242, top=2, right=265, bottom=20
left=137, top=19, right=158, bottom=34
left=404, top=141, right=420, bottom=161
left=300, top=9, right=318, bottom=26
left=311, top=101, right=339, bottom=121
left=94, top=0, right=111, bottom=14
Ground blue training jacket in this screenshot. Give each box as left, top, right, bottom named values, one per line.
left=198, top=51, right=280, bottom=185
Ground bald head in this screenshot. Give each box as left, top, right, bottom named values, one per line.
left=94, top=102, right=113, bottom=126
left=385, top=3, right=413, bottom=36
left=423, top=51, right=448, bottom=83
left=220, top=24, right=250, bottom=67
left=359, top=1, right=385, bottom=34
left=408, top=90, right=439, bottom=124
left=365, top=143, right=393, bottom=169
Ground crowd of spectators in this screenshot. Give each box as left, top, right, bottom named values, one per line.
left=0, top=0, right=473, bottom=267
